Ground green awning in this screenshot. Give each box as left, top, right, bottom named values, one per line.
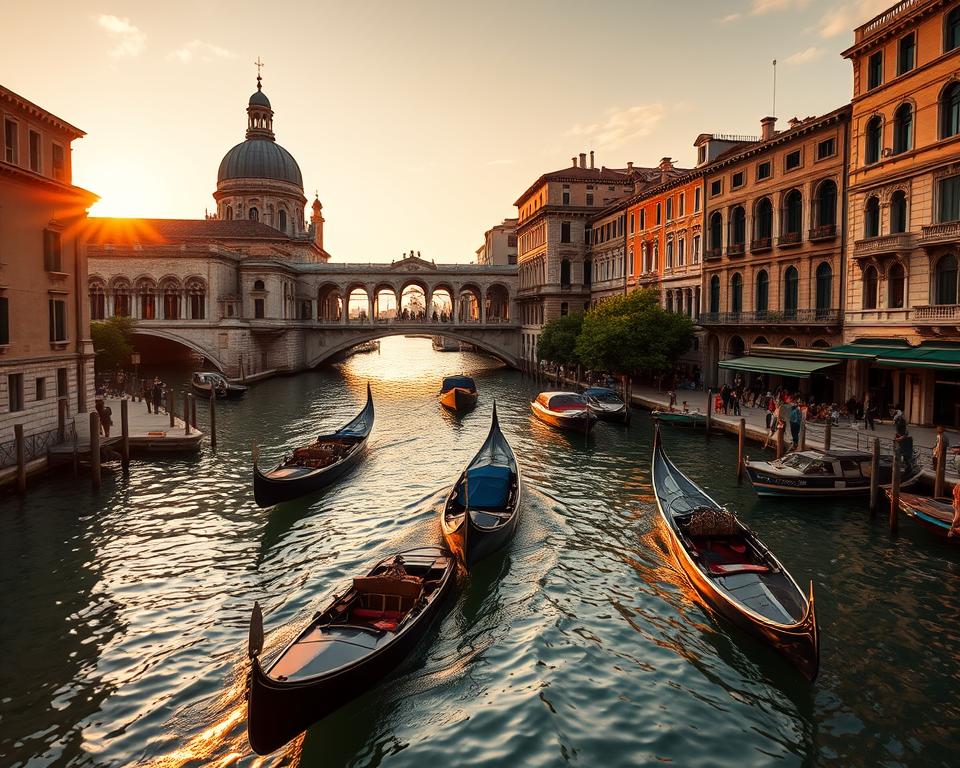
left=821, top=342, right=960, bottom=370
left=718, top=356, right=839, bottom=379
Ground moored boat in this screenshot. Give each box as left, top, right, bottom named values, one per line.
left=191, top=371, right=247, bottom=399
left=652, top=409, right=706, bottom=426
left=530, top=391, right=596, bottom=433
left=583, top=387, right=629, bottom=423
left=886, top=490, right=959, bottom=540
left=745, top=449, right=920, bottom=498
left=441, top=403, right=522, bottom=568
left=651, top=428, right=819, bottom=681
left=245, top=547, right=456, bottom=755
left=439, top=375, right=478, bottom=413
left=253, top=383, right=374, bottom=507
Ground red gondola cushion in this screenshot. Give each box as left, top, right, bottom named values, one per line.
left=708, top=563, right=770, bottom=575
left=352, top=608, right=402, bottom=620
left=372, top=620, right=398, bottom=632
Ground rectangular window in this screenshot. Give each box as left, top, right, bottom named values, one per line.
left=586, top=193, right=594, bottom=206
left=49, top=299, right=66, bottom=342
left=732, top=171, right=745, bottom=189
left=694, top=187, right=701, bottom=212
left=698, top=146, right=706, bottom=165
left=785, top=150, right=802, bottom=171
left=561, top=221, right=571, bottom=243
left=8, top=373, right=23, bottom=412
left=898, top=33, right=915, bottom=75
left=4, top=119, right=18, bottom=164
left=756, top=161, right=772, bottom=180
left=254, top=298, right=265, bottom=319
left=51, top=143, right=65, bottom=180
left=666, top=198, right=673, bottom=220
left=940, top=175, right=960, bottom=222
left=57, top=368, right=67, bottom=398
left=678, top=237, right=685, bottom=266
left=628, top=247, right=634, bottom=275
left=710, top=179, right=722, bottom=197
left=656, top=203, right=662, bottom=225
left=629, top=212, right=635, bottom=234
left=43, top=229, right=62, bottom=271
left=639, top=209, right=646, bottom=229
left=562, top=185, right=570, bottom=205
left=679, top=192, right=685, bottom=216
left=816, top=138, right=836, bottom=160
left=29, top=130, right=41, bottom=173
left=0, top=297, right=7, bottom=345
left=692, top=235, right=701, bottom=264
left=868, top=51, right=883, bottom=90
left=36, top=377, right=46, bottom=401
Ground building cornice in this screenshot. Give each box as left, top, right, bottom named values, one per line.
left=0, top=85, right=86, bottom=138
left=0, top=161, right=98, bottom=203
left=842, top=0, right=945, bottom=59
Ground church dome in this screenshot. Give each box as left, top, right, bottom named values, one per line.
left=249, top=89, right=271, bottom=109
left=217, top=140, right=303, bottom=187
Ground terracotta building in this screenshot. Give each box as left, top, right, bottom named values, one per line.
left=840, top=0, right=960, bottom=425
left=699, top=108, right=851, bottom=400
left=0, top=84, right=97, bottom=448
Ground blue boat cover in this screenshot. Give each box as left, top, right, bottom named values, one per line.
left=442, top=375, right=476, bottom=392
left=583, top=387, right=616, bottom=397
left=464, top=465, right=510, bottom=508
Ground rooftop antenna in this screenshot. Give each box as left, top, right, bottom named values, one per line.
left=772, top=59, right=777, bottom=118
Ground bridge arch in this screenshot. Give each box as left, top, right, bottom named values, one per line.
left=131, top=328, right=228, bottom=372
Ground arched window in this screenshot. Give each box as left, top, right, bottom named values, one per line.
left=651, top=242, right=658, bottom=271
left=815, top=262, right=832, bottom=314
left=709, top=211, right=722, bottom=252
left=888, top=262, right=905, bottom=309
left=709, top=275, right=720, bottom=314
left=783, top=190, right=803, bottom=240
left=754, top=197, right=773, bottom=243
left=891, top=191, right=908, bottom=233
left=112, top=278, right=132, bottom=318
left=946, top=6, right=960, bottom=52
left=666, top=238, right=674, bottom=269
left=89, top=280, right=106, bottom=321
left=225, top=206, right=234, bottom=221
left=865, top=116, right=883, bottom=165
left=161, top=279, right=180, bottom=320
left=754, top=336, right=769, bottom=346
left=941, top=82, right=960, bottom=139
left=731, top=273, right=743, bottom=314
left=249, top=207, right=259, bottom=222
left=863, top=265, right=879, bottom=309
left=665, top=292, right=673, bottom=313
left=137, top=278, right=156, bottom=320
left=278, top=209, right=287, bottom=233
left=755, top=270, right=769, bottom=314
left=560, top=259, right=571, bottom=286
left=253, top=279, right=265, bottom=291
left=935, top=253, right=959, bottom=305
left=186, top=278, right=206, bottom=320
left=814, top=180, right=837, bottom=229
left=865, top=196, right=881, bottom=238
left=893, top=103, right=913, bottom=154
left=781, top=338, right=798, bottom=348
left=728, top=206, right=746, bottom=252
left=783, top=266, right=799, bottom=318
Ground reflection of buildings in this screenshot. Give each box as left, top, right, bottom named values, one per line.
left=476, top=219, right=517, bottom=266
left=0, top=85, right=97, bottom=445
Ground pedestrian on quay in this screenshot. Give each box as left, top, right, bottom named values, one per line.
left=864, top=394, right=876, bottom=430
left=95, top=398, right=113, bottom=437
left=720, top=384, right=730, bottom=415
left=668, top=390, right=677, bottom=411
left=152, top=378, right=164, bottom=415
left=933, top=425, right=951, bottom=470
left=789, top=402, right=802, bottom=449
left=142, top=378, right=153, bottom=414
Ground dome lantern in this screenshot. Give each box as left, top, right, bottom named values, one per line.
left=246, top=74, right=275, bottom=140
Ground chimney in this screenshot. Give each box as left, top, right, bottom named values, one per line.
left=627, top=161, right=634, bottom=172
left=579, top=152, right=587, bottom=168
left=788, top=116, right=801, bottom=129
left=572, top=156, right=578, bottom=168
left=761, top=116, right=776, bottom=141
left=589, top=150, right=595, bottom=169
left=658, top=156, right=674, bottom=183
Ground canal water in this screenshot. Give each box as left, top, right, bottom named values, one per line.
left=1, top=336, right=959, bottom=768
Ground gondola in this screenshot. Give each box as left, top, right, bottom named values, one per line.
left=253, top=383, right=374, bottom=507
left=191, top=371, right=247, bottom=399
left=583, top=386, right=629, bottom=423
left=530, top=391, right=596, bottom=433
left=652, top=409, right=706, bottom=427
left=651, top=427, right=819, bottom=681
left=439, top=375, right=478, bottom=413
left=245, top=547, right=456, bottom=755
left=441, top=403, right=522, bottom=568
left=886, top=490, right=959, bottom=540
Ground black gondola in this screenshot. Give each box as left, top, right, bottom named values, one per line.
left=439, top=375, right=478, bottom=413
left=191, top=371, right=247, bottom=399
left=245, top=547, right=456, bottom=755
left=440, top=403, right=522, bottom=568
left=583, top=386, right=629, bottom=423
left=253, top=383, right=374, bottom=507
left=651, top=428, right=819, bottom=681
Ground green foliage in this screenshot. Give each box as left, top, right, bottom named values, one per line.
left=91, top=316, right=136, bottom=373
left=575, top=289, right=694, bottom=376
left=537, top=312, right=584, bottom=367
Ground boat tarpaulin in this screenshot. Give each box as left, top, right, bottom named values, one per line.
left=465, top=465, right=511, bottom=508
left=718, top=356, right=839, bottom=379
left=441, top=376, right=476, bottom=392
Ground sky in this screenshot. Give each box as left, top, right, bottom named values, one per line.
left=2, top=0, right=892, bottom=263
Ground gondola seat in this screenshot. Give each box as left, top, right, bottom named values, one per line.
left=708, top=563, right=770, bottom=575
left=352, top=575, right=423, bottom=618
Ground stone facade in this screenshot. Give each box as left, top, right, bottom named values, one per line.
left=585, top=203, right=628, bottom=304
left=477, top=218, right=517, bottom=266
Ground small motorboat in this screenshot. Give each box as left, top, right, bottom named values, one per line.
left=439, top=375, right=478, bottom=413
left=652, top=427, right=819, bottom=681
left=583, top=387, right=629, bottom=423
left=191, top=371, right=247, bottom=399
left=652, top=409, right=706, bottom=426
left=745, top=449, right=921, bottom=498
left=441, top=404, right=522, bottom=568
left=530, top=391, right=596, bottom=433
left=245, top=547, right=456, bottom=755
left=253, top=383, right=374, bottom=507
left=886, top=490, right=959, bottom=540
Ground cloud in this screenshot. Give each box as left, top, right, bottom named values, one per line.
left=96, top=15, right=146, bottom=57
left=751, top=0, right=810, bottom=15
left=784, top=46, right=823, bottom=64
left=168, top=40, right=237, bottom=63
left=719, top=12, right=742, bottom=24
left=817, top=0, right=890, bottom=38
left=565, top=104, right=667, bottom=152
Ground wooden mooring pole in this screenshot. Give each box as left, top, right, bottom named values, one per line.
left=90, top=411, right=101, bottom=491
left=776, top=423, right=785, bottom=460
left=168, top=389, right=175, bottom=429
left=889, top=455, right=900, bottom=535
left=869, top=438, right=880, bottom=517
left=705, top=389, right=712, bottom=433
left=737, top=418, right=746, bottom=483
left=208, top=392, right=217, bottom=449
left=824, top=421, right=832, bottom=451
left=120, top=398, right=130, bottom=469
left=14, top=424, right=26, bottom=494
left=183, top=393, right=191, bottom=436
left=191, top=395, right=198, bottom=430
left=799, top=420, right=807, bottom=452
left=57, top=397, right=66, bottom=442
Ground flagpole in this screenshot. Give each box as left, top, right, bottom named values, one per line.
left=772, top=59, right=778, bottom=118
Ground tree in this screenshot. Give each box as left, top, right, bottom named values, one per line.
left=91, top=316, right=136, bottom=373
left=575, top=289, right=693, bottom=376
left=537, top=312, right=584, bottom=367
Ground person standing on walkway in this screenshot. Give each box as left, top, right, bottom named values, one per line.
left=720, top=384, right=730, bottom=415
left=152, top=378, right=164, bottom=415
left=789, top=402, right=802, bottom=449
left=864, top=394, right=875, bottom=430
left=933, top=425, right=950, bottom=470
left=893, top=410, right=911, bottom=471
left=142, top=378, right=153, bottom=414
left=731, top=388, right=741, bottom=416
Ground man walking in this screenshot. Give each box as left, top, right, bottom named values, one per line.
left=152, top=378, right=164, bottom=415
left=789, top=402, right=802, bottom=450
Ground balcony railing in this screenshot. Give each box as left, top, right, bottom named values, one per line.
left=750, top=237, right=772, bottom=253
left=778, top=232, right=802, bottom=247
left=726, top=243, right=745, bottom=257
left=914, top=304, right=960, bottom=321
left=918, top=221, right=960, bottom=248
left=699, top=308, right=840, bottom=325
left=853, top=232, right=915, bottom=258
left=704, top=247, right=722, bottom=261
left=809, top=224, right=838, bottom=242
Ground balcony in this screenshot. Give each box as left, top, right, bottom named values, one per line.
left=704, top=247, right=722, bottom=261
left=726, top=243, right=745, bottom=257
left=914, top=304, right=960, bottom=322
left=918, top=221, right=960, bottom=248
left=778, top=232, right=802, bottom=248
left=809, top=224, right=837, bottom=242
left=853, top=232, right=915, bottom=259
left=750, top=237, right=772, bottom=254
left=699, top=308, right=840, bottom=326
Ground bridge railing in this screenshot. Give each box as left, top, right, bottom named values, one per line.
left=316, top=316, right=516, bottom=326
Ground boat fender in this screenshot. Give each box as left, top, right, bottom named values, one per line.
left=248, top=601, right=264, bottom=659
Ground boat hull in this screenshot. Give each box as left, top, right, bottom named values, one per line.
left=441, top=503, right=521, bottom=568
left=191, top=382, right=246, bottom=400
left=439, top=387, right=478, bottom=413
left=745, top=463, right=915, bottom=498
left=589, top=404, right=629, bottom=422
left=530, top=403, right=595, bottom=433
left=653, top=410, right=706, bottom=426
left=888, top=490, right=958, bottom=540
left=254, top=443, right=365, bottom=507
